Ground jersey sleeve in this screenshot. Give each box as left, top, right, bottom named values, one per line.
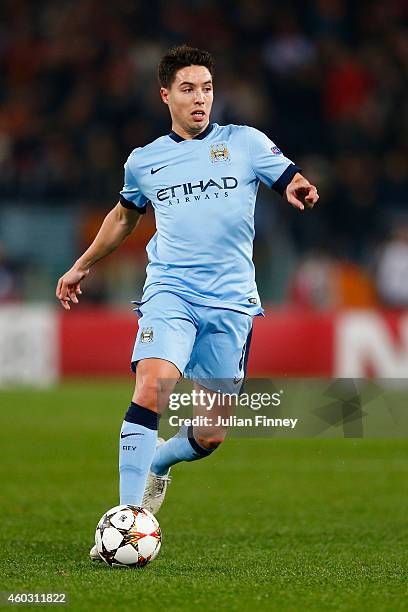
left=119, top=153, right=148, bottom=213
left=246, top=127, right=301, bottom=195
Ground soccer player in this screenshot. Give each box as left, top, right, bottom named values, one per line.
left=56, top=45, right=319, bottom=559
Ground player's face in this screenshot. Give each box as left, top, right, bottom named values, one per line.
left=160, top=65, right=213, bottom=138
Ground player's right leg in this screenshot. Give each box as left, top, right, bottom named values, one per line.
left=119, top=357, right=180, bottom=507
left=91, top=292, right=197, bottom=560
left=119, top=292, right=197, bottom=510
left=90, top=357, right=180, bottom=561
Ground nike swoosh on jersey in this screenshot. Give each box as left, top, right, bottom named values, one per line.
left=150, top=165, right=168, bottom=174
left=120, top=432, right=144, bottom=438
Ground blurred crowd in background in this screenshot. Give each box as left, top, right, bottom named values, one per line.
left=0, top=0, right=407, bottom=308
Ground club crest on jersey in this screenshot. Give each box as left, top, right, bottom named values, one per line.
left=271, top=146, right=282, bottom=155
left=140, top=327, right=154, bottom=343
left=210, top=142, right=230, bottom=163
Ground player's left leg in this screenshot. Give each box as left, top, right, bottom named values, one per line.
left=149, top=382, right=231, bottom=478
left=150, top=307, right=253, bottom=479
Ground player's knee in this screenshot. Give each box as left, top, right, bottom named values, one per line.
left=133, top=360, right=179, bottom=410
left=133, top=376, right=161, bottom=410
left=196, top=434, right=225, bottom=450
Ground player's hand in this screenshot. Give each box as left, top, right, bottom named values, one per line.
left=286, top=175, right=319, bottom=211
left=56, top=266, right=89, bottom=310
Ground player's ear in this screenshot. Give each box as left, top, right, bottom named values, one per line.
left=160, top=87, right=169, bottom=105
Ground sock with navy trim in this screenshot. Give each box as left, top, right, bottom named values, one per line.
left=150, top=424, right=214, bottom=476
left=119, top=402, right=159, bottom=506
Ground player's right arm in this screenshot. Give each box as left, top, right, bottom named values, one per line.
left=56, top=202, right=142, bottom=310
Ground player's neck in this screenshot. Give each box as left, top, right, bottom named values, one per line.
left=171, top=121, right=210, bottom=141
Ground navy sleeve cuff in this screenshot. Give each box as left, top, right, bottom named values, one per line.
left=119, top=195, right=147, bottom=214
left=272, top=164, right=302, bottom=196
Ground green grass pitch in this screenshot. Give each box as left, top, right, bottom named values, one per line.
left=0, top=381, right=407, bottom=611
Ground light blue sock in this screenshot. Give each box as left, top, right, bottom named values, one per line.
left=151, top=425, right=213, bottom=476
left=119, top=403, right=158, bottom=506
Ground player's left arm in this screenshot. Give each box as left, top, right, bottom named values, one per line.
left=285, top=172, right=319, bottom=211
left=245, top=127, right=319, bottom=212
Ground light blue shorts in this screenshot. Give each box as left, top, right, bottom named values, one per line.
left=131, top=291, right=253, bottom=393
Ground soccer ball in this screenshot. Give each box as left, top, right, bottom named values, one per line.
left=95, top=505, right=161, bottom=568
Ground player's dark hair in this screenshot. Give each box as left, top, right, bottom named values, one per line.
left=158, top=45, right=214, bottom=89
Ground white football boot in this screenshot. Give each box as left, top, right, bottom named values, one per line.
left=89, top=544, right=101, bottom=561
left=142, top=437, right=172, bottom=515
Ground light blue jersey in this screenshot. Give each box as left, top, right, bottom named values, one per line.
left=120, top=123, right=299, bottom=315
